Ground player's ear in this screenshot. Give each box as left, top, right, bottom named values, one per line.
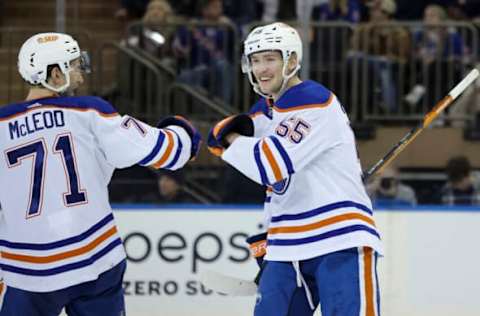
left=287, top=52, right=298, bottom=74
left=49, top=65, right=64, bottom=85
left=47, top=66, right=65, bottom=86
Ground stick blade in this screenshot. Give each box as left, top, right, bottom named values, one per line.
left=200, top=270, right=257, bottom=297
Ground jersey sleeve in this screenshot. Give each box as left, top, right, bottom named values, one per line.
left=92, top=109, right=192, bottom=170
left=222, top=100, right=347, bottom=186
left=248, top=100, right=271, bottom=137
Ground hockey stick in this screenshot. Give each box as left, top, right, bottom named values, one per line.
left=362, top=68, right=479, bottom=180
left=200, top=270, right=257, bottom=296
left=201, top=68, right=479, bottom=297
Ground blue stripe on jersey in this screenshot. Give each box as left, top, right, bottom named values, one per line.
left=0, top=214, right=114, bottom=250
left=0, top=96, right=117, bottom=119
left=274, top=80, right=331, bottom=111
left=267, top=225, right=380, bottom=246
left=269, top=136, right=294, bottom=174
left=164, top=128, right=182, bottom=169
left=248, top=99, right=272, bottom=119
left=0, top=238, right=122, bottom=276
left=139, top=131, right=166, bottom=165
left=254, top=141, right=269, bottom=185
left=270, top=201, right=372, bottom=223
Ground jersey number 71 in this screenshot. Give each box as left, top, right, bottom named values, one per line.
left=5, top=133, right=87, bottom=218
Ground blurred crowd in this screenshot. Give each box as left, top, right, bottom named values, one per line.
left=116, top=0, right=480, bottom=24
left=366, top=155, right=480, bottom=206
left=119, top=0, right=480, bottom=116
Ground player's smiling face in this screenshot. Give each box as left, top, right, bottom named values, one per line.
left=250, top=51, right=284, bottom=96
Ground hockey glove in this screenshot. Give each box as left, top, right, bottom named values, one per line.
left=246, top=232, right=268, bottom=285
left=157, top=115, right=202, bottom=160
left=207, top=114, right=254, bottom=157
left=246, top=232, right=267, bottom=268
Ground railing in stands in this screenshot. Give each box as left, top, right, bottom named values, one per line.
left=350, top=21, right=478, bottom=124
left=97, top=41, right=169, bottom=124
left=167, top=83, right=234, bottom=119
left=119, top=20, right=479, bottom=126
left=125, top=20, right=241, bottom=111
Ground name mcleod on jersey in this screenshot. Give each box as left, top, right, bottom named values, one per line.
left=8, top=109, right=65, bottom=140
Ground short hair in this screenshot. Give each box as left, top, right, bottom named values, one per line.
left=446, top=156, right=471, bottom=183
left=426, top=4, right=447, bottom=20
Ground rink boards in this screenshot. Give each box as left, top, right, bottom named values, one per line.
left=111, top=205, right=480, bottom=316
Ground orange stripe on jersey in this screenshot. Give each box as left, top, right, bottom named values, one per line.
left=364, top=247, right=375, bottom=316
left=261, top=141, right=283, bottom=182
left=249, top=112, right=262, bottom=119
left=0, top=281, right=4, bottom=296
left=1, top=226, right=117, bottom=264
left=213, top=116, right=234, bottom=137
left=268, top=213, right=375, bottom=235
left=152, top=130, right=174, bottom=169
left=0, top=105, right=119, bottom=121
left=273, top=93, right=334, bottom=113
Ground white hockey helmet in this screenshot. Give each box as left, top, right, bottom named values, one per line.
left=242, top=22, right=303, bottom=98
left=18, top=32, right=89, bottom=93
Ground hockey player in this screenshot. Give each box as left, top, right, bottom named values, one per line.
left=0, top=33, right=201, bottom=315
left=208, top=23, right=383, bottom=316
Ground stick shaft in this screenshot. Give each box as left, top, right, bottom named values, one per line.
left=362, top=68, right=479, bottom=180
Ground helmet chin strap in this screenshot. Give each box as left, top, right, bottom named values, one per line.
left=40, top=69, right=71, bottom=93
left=275, top=62, right=301, bottom=100
left=248, top=56, right=301, bottom=102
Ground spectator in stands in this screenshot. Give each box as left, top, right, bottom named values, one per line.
left=367, top=166, right=417, bottom=206
left=143, top=0, right=175, bottom=27
left=415, top=5, right=465, bottom=65
left=223, top=0, right=261, bottom=36
left=350, top=0, right=410, bottom=112
left=173, top=0, right=234, bottom=105
left=405, top=4, right=467, bottom=108
left=146, top=170, right=199, bottom=203
left=441, top=156, right=480, bottom=205
left=351, top=0, right=410, bottom=60
left=316, top=0, right=362, bottom=23
left=127, top=0, right=179, bottom=67
left=155, top=170, right=198, bottom=204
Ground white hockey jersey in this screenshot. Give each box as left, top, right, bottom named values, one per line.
left=0, top=96, right=192, bottom=292
left=222, top=80, right=383, bottom=261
